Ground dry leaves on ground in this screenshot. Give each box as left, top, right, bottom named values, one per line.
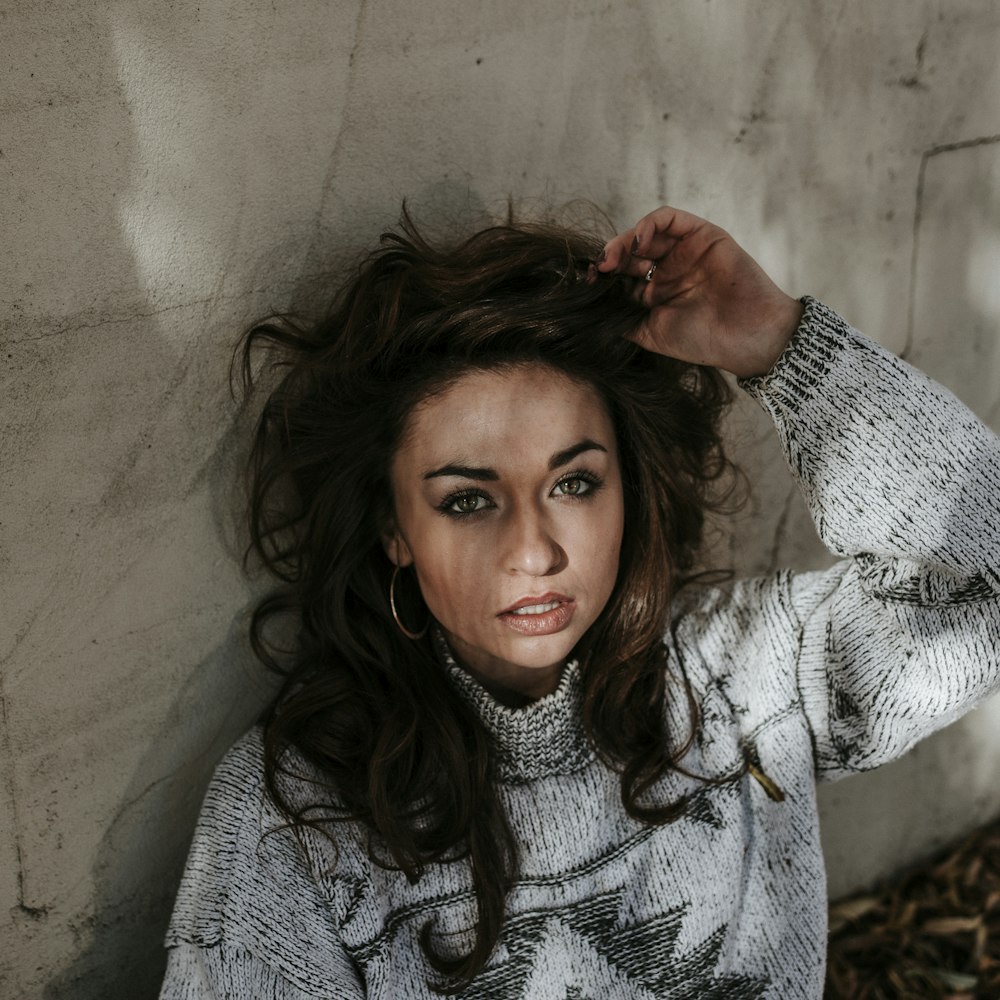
left=825, top=815, right=1000, bottom=998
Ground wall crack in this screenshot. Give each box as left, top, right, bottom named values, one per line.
left=904, top=133, right=1000, bottom=360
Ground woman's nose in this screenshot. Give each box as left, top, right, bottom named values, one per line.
left=503, top=506, right=565, bottom=576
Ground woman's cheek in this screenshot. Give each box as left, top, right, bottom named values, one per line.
left=417, top=524, right=492, bottom=615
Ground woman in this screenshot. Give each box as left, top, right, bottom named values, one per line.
left=160, top=206, right=1000, bottom=998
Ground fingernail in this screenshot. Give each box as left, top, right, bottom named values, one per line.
left=630, top=234, right=640, bottom=255
left=595, top=248, right=607, bottom=265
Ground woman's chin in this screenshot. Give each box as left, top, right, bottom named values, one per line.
left=459, top=631, right=581, bottom=682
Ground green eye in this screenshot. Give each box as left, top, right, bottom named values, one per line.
left=446, top=493, right=490, bottom=514
left=438, top=493, right=494, bottom=517
left=437, top=490, right=494, bottom=518
left=555, top=475, right=596, bottom=497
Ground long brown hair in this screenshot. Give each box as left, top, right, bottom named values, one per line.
left=240, top=207, right=740, bottom=990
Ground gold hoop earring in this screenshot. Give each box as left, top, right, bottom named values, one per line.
left=389, top=565, right=429, bottom=640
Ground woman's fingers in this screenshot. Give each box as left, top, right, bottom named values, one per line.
left=596, top=228, right=636, bottom=271
left=596, top=205, right=714, bottom=276
left=624, top=267, right=692, bottom=310
left=597, top=205, right=802, bottom=374
left=635, top=274, right=695, bottom=311
left=597, top=237, right=683, bottom=280
left=615, top=240, right=683, bottom=280
left=631, top=205, right=706, bottom=251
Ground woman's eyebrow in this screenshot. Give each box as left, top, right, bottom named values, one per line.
left=549, top=438, right=608, bottom=471
left=423, top=439, right=607, bottom=481
left=423, top=463, right=499, bottom=481
left=548, top=438, right=607, bottom=470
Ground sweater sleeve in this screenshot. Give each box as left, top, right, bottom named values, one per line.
left=738, top=297, right=1000, bottom=780
left=159, top=729, right=366, bottom=999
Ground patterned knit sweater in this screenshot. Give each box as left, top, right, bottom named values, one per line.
left=160, top=299, right=1000, bottom=998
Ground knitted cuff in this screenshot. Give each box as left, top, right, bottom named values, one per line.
left=738, top=296, right=858, bottom=409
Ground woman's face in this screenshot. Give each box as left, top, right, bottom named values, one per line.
left=387, top=364, right=625, bottom=703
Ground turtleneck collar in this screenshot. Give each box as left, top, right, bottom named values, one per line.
left=432, top=631, right=596, bottom=783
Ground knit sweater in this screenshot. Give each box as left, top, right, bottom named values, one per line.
left=160, top=298, right=1000, bottom=999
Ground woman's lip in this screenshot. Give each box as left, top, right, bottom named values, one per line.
left=498, top=598, right=576, bottom=636
left=500, top=592, right=572, bottom=615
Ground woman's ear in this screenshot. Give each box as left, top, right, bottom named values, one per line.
left=381, top=523, right=414, bottom=568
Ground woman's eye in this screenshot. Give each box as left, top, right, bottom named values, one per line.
left=455, top=495, right=484, bottom=512
left=446, top=493, right=490, bottom=514
left=554, top=476, right=592, bottom=497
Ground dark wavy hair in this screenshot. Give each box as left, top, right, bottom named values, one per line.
left=239, top=207, right=741, bottom=991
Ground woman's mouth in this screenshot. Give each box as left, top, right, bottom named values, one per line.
left=498, top=594, right=576, bottom=635
left=509, top=600, right=561, bottom=615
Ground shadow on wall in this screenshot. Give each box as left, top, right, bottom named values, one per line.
left=41, top=619, right=270, bottom=999
left=36, top=344, right=285, bottom=996
left=9, top=43, right=282, bottom=986
left=1, top=5, right=296, bottom=994
left=39, top=389, right=278, bottom=998
left=2, top=8, right=192, bottom=998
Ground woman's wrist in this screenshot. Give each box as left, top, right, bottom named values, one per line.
left=742, top=294, right=805, bottom=379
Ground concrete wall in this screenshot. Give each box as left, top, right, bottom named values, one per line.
left=3, top=1, right=998, bottom=995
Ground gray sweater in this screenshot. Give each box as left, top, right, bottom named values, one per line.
left=160, top=299, right=1000, bottom=998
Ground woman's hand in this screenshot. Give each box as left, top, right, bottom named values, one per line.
left=595, top=206, right=804, bottom=379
